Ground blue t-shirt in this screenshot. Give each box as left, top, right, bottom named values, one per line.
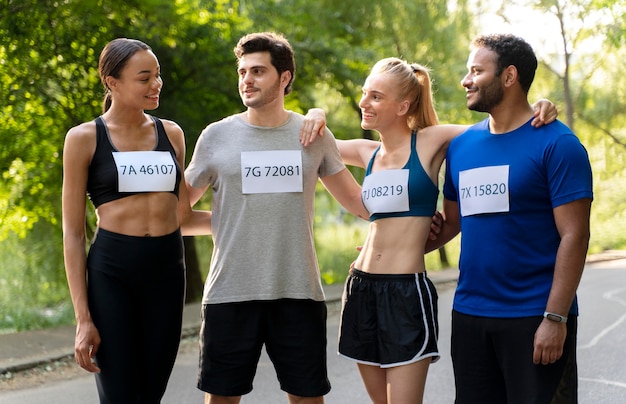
left=443, top=118, right=593, bottom=318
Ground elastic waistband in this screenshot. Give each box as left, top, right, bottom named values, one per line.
left=94, top=227, right=181, bottom=242
left=350, top=268, right=428, bottom=282
left=88, top=227, right=184, bottom=275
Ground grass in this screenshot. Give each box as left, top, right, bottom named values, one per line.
left=0, top=230, right=73, bottom=333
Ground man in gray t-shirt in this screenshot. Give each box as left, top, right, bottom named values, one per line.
left=185, top=32, right=367, bottom=403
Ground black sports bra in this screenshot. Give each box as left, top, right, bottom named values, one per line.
left=86, top=116, right=181, bottom=208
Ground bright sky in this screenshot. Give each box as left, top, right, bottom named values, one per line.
left=473, top=5, right=565, bottom=61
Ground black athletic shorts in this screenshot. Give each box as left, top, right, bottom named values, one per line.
left=338, top=269, right=439, bottom=367
left=197, top=299, right=331, bottom=398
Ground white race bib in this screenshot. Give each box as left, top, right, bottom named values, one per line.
left=458, top=165, right=509, bottom=217
left=112, top=151, right=177, bottom=192
left=241, top=150, right=303, bottom=194
left=361, top=169, right=409, bottom=214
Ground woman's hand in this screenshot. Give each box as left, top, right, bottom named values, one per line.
left=300, top=108, right=327, bottom=146
left=531, top=99, right=558, bottom=127
left=74, top=320, right=102, bottom=373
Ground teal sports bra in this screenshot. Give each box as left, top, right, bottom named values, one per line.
left=362, top=132, right=438, bottom=221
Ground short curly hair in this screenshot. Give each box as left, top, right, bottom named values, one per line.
left=472, top=34, right=537, bottom=94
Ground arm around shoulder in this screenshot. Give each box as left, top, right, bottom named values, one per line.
left=177, top=161, right=213, bottom=235
left=425, top=198, right=461, bottom=253
left=320, top=168, right=369, bottom=220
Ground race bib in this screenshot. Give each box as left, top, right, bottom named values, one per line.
left=112, top=151, right=177, bottom=192
left=241, top=150, right=303, bottom=194
left=361, top=169, right=409, bottom=214
left=458, top=165, right=509, bottom=217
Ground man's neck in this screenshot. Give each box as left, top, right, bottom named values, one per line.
left=244, top=107, right=290, bottom=128
left=488, top=102, right=534, bottom=134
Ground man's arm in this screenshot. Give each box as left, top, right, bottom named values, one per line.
left=547, top=198, right=592, bottom=317
left=320, top=168, right=369, bottom=220
left=533, top=197, right=592, bottom=365
left=180, top=210, right=212, bottom=236
left=301, top=99, right=557, bottom=147
left=179, top=181, right=213, bottom=236
left=425, top=198, right=461, bottom=253
left=186, top=180, right=209, bottom=207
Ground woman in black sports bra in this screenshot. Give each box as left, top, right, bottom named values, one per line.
left=62, top=38, right=210, bottom=403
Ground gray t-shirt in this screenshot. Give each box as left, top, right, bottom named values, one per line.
left=186, top=111, right=346, bottom=304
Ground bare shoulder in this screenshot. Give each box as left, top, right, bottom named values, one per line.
left=159, top=118, right=184, bottom=134
left=65, top=121, right=96, bottom=148
left=63, top=121, right=97, bottom=167
left=159, top=118, right=186, bottom=159
left=159, top=118, right=184, bottom=142
left=66, top=120, right=95, bottom=137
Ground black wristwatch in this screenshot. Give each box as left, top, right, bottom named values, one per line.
left=543, top=311, right=567, bottom=323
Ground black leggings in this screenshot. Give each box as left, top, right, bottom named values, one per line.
left=87, top=228, right=186, bottom=404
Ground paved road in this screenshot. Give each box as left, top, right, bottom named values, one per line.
left=1, top=260, right=625, bottom=403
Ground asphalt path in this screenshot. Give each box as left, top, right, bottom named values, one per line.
left=1, top=260, right=625, bottom=403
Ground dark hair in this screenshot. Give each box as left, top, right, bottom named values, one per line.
left=471, top=34, right=537, bottom=94
left=98, top=38, right=151, bottom=112
left=233, top=32, right=295, bottom=95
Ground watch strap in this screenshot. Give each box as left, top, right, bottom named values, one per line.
left=543, top=311, right=567, bottom=323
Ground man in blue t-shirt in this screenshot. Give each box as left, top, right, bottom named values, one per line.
left=427, top=34, right=593, bottom=403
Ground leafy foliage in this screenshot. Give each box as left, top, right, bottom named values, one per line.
left=0, top=0, right=249, bottom=330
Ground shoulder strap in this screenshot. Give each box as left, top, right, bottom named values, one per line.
left=93, top=116, right=109, bottom=148
left=151, top=116, right=177, bottom=157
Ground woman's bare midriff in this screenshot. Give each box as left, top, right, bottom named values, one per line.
left=95, top=193, right=180, bottom=237
left=354, top=216, right=431, bottom=274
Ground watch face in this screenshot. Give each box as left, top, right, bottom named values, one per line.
left=546, top=313, right=565, bottom=322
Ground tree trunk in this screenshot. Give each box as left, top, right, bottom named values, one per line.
left=438, top=246, right=450, bottom=269
left=183, top=237, right=204, bottom=303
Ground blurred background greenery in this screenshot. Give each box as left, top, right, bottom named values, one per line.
left=1, top=0, right=624, bottom=333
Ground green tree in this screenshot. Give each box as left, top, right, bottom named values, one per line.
left=0, top=0, right=248, bottom=330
